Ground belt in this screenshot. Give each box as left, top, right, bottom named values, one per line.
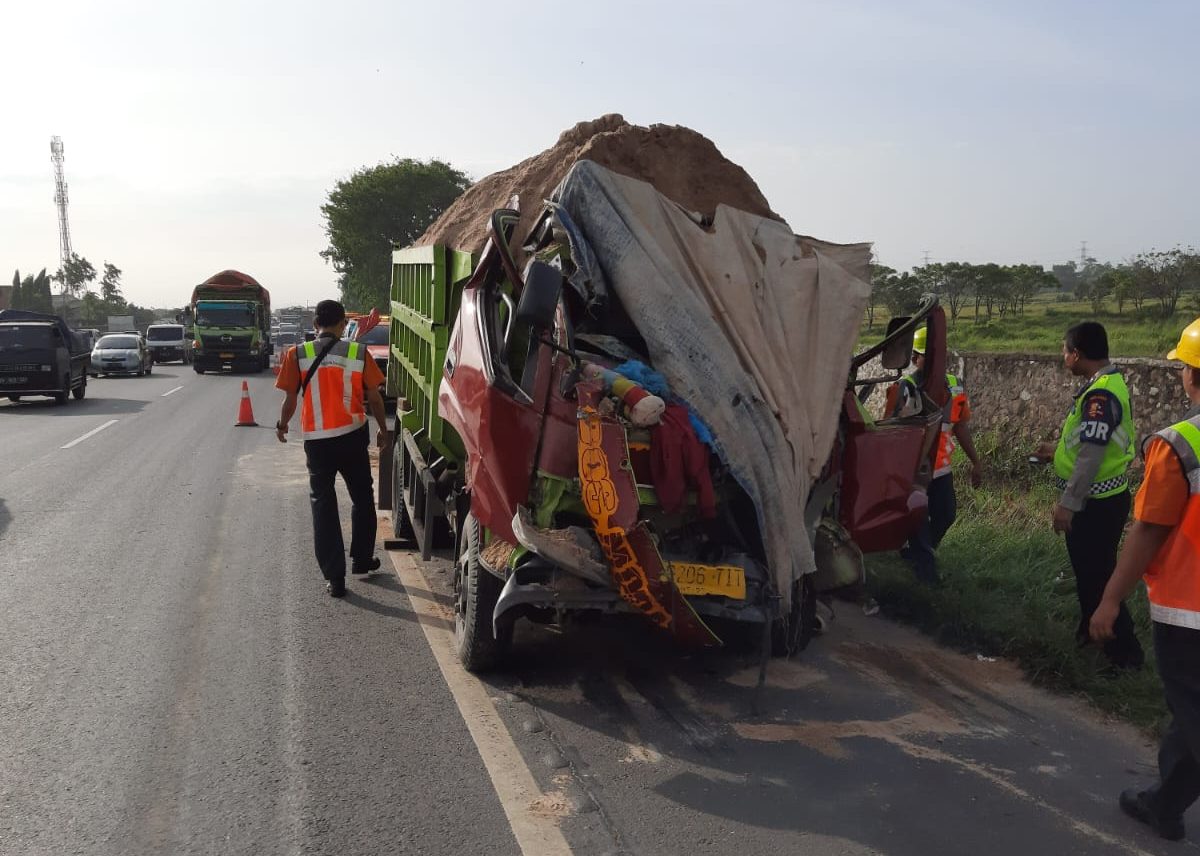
left=1053, top=474, right=1128, bottom=495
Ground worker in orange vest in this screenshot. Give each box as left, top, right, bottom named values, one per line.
left=1090, top=318, right=1200, bottom=841
left=275, top=299, right=391, bottom=598
left=887, top=325, right=983, bottom=584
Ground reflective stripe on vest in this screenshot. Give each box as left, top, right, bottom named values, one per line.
left=298, top=338, right=367, bottom=440
left=1052, top=370, right=1135, bottom=498
left=904, top=372, right=967, bottom=478
left=1142, top=416, right=1200, bottom=629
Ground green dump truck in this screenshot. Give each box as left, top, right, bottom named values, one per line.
left=189, top=270, right=272, bottom=374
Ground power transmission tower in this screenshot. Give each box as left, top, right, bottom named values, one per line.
left=50, top=136, right=73, bottom=273
left=922, top=250, right=932, bottom=266
left=1079, top=240, right=1088, bottom=268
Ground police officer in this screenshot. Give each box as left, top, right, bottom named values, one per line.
left=275, top=300, right=390, bottom=597
left=889, top=326, right=983, bottom=584
left=1090, top=318, right=1200, bottom=841
left=1032, top=321, right=1143, bottom=669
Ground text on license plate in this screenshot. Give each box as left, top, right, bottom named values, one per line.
left=219, top=352, right=235, bottom=358
left=0, top=376, right=28, bottom=384
left=670, top=563, right=746, bottom=599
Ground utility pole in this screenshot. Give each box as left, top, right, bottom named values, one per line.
left=50, top=137, right=74, bottom=321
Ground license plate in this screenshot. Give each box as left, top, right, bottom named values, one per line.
left=219, top=352, right=235, bottom=358
left=671, top=562, right=746, bottom=599
left=0, top=376, right=27, bottom=384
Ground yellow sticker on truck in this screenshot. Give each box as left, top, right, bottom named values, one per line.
left=670, top=563, right=746, bottom=600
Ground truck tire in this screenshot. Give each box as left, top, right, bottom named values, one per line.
left=72, top=375, right=86, bottom=400
left=391, top=439, right=414, bottom=541
left=454, top=512, right=512, bottom=672
left=55, top=377, right=70, bottom=406
left=194, top=365, right=204, bottom=374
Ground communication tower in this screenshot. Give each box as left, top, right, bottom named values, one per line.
left=50, top=136, right=73, bottom=270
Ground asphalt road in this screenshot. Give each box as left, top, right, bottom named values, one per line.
left=0, top=366, right=1195, bottom=855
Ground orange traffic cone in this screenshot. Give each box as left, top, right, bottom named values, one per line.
left=235, top=380, right=258, bottom=426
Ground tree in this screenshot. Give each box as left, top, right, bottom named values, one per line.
left=320, top=158, right=471, bottom=311
left=9, top=270, right=21, bottom=310
left=867, top=263, right=894, bottom=329
left=1133, top=247, right=1198, bottom=318
left=100, top=262, right=125, bottom=306
left=968, top=263, right=1011, bottom=322
left=1005, top=264, right=1055, bottom=315
left=53, top=253, right=97, bottom=299
left=1051, top=262, right=1078, bottom=293
left=16, top=269, right=53, bottom=314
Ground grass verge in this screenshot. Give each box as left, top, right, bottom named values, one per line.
left=863, top=436, right=1168, bottom=733
left=860, top=297, right=1189, bottom=358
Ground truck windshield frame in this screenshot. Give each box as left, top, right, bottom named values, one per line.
left=0, top=324, right=54, bottom=349
left=196, top=304, right=256, bottom=328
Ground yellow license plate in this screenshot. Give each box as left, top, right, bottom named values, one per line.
left=671, top=563, right=746, bottom=600
left=219, top=352, right=235, bottom=358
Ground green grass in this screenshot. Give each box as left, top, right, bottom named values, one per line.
left=864, top=435, right=1169, bottom=733
left=861, top=294, right=1189, bottom=358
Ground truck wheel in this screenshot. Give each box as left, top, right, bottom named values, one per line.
left=55, top=377, right=70, bottom=406
left=72, top=375, right=86, bottom=400
left=391, top=439, right=414, bottom=541
left=194, top=365, right=204, bottom=374
left=454, top=512, right=511, bottom=672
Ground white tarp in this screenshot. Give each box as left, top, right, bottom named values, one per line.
left=553, top=161, right=871, bottom=608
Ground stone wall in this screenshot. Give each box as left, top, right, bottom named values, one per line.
left=865, top=353, right=1189, bottom=446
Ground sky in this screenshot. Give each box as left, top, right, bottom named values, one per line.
left=1, top=0, right=1197, bottom=309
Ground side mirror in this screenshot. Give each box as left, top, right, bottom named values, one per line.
left=516, top=261, right=562, bottom=331
left=881, top=316, right=915, bottom=371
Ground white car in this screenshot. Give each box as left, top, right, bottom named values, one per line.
left=92, top=334, right=153, bottom=377
left=145, top=324, right=193, bottom=364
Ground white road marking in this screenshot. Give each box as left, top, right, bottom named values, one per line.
left=387, top=549, right=574, bottom=856
left=161, top=385, right=184, bottom=397
left=61, top=419, right=118, bottom=449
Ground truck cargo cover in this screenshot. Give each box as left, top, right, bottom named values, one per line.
left=552, top=161, right=871, bottom=608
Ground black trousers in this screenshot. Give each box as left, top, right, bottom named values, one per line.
left=1064, top=489, right=1144, bottom=668
left=907, top=473, right=957, bottom=581
left=303, top=425, right=376, bottom=582
left=1148, top=622, right=1200, bottom=819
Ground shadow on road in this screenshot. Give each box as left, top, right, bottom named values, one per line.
left=0, top=395, right=149, bottom=416
left=344, top=583, right=452, bottom=631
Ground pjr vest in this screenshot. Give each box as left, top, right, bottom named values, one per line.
left=1141, top=416, right=1200, bottom=630
left=1053, top=370, right=1134, bottom=498
left=298, top=338, right=367, bottom=440
left=901, top=372, right=968, bottom=478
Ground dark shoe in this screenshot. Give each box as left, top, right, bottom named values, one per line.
left=1119, top=789, right=1185, bottom=841
left=352, top=557, right=382, bottom=575
left=326, top=579, right=347, bottom=598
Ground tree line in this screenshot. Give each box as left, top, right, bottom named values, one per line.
left=870, top=246, right=1200, bottom=328
left=9, top=254, right=165, bottom=330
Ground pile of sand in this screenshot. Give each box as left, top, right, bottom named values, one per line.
left=418, top=114, right=784, bottom=255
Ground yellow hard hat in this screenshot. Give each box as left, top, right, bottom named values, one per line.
left=912, top=325, right=928, bottom=354
left=1167, top=318, right=1200, bottom=367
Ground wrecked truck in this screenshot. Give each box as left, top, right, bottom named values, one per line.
left=383, top=161, right=946, bottom=671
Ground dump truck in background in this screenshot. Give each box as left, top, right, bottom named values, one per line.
left=382, top=159, right=947, bottom=672
left=188, top=270, right=272, bottom=373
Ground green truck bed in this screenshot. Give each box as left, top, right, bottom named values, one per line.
left=389, top=244, right=475, bottom=461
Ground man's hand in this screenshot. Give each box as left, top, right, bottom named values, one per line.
left=376, top=427, right=391, bottom=450
left=1052, top=503, right=1074, bottom=534
left=1089, top=598, right=1121, bottom=642
left=970, top=461, right=984, bottom=488
left=1032, top=442, right=1056, bottom=463
left=276, top=421, right=288, bottom=444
